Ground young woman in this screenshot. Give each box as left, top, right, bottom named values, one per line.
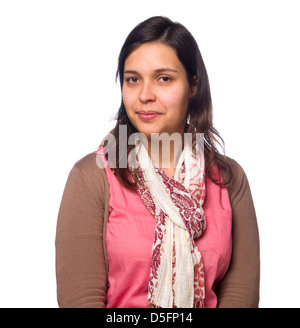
left=55, top=16, right=260, bottom=308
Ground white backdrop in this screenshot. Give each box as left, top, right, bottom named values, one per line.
left=1, top=0, right=299, bottom=308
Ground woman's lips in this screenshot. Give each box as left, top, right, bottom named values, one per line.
left=137, top=112, right=161, bottom=120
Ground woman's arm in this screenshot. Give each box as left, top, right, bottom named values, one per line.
left=217, top=159, right=260, bottom=308
left=55, top=153, right=109, bottom=308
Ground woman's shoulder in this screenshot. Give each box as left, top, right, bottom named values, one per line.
left=70, top=151, right=109, bottom=200
left=224, top=156, right=253, bottom=205
left=73, top=150, right=106, bottom=176
left=226, top=156, right=245, bottom=177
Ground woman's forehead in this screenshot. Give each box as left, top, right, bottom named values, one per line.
left=124, top=42, right=185, bottom=74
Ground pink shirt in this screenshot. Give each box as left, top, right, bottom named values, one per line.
left=104, top=161, right=232, bottom=308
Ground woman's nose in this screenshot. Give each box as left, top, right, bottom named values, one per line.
left=139, top=82, right=156, bottom=103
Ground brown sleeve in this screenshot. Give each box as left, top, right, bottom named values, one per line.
left=217, top=158, right=260, bottom=308
left=55, top=153, right=109, bottom=308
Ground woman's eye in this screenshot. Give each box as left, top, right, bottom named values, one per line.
left=159, top=76, right=172, bottom=82
left=126, top=77, right=139, bottom=83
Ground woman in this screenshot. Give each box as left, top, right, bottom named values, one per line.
left=55, top=16, right=260, bottom=308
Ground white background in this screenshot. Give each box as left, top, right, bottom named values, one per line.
left=0, top=0, right=299, bottom=308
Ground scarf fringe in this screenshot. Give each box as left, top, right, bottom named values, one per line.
left=148, top=301, right=205, bottom=308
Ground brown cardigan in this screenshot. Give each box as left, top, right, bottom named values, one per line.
left=55, top=152, right=260, bottom=308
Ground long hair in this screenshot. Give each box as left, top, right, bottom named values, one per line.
left=107, top=16, right=232, bottom=189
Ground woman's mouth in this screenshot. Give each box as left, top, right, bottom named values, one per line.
left=137, top=112, right=161, bottom=120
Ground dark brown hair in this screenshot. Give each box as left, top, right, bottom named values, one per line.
left=106, top=16, right=232, bottom=189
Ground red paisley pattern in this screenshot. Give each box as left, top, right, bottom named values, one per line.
left=130, top=149, right=206, bottom=308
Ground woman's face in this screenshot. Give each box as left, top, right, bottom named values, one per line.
left=122, top=42, right=192, bottom=139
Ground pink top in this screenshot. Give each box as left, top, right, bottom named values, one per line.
left=103, top=158, right=232, bottom=308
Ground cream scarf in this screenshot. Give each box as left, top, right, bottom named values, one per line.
left=128, top=136, right=206, bottom=308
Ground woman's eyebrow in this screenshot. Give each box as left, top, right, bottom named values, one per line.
left=124, top=70, right=139, bottom=75
left=154, top=68, right=178, bottom=74
left=124, top=68, right=178, bottom=75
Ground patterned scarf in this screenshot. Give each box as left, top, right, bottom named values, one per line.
left=128, top=136, right=206, bottom=308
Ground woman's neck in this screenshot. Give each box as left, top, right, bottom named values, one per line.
left=147, top=133, right=184, bottom=178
